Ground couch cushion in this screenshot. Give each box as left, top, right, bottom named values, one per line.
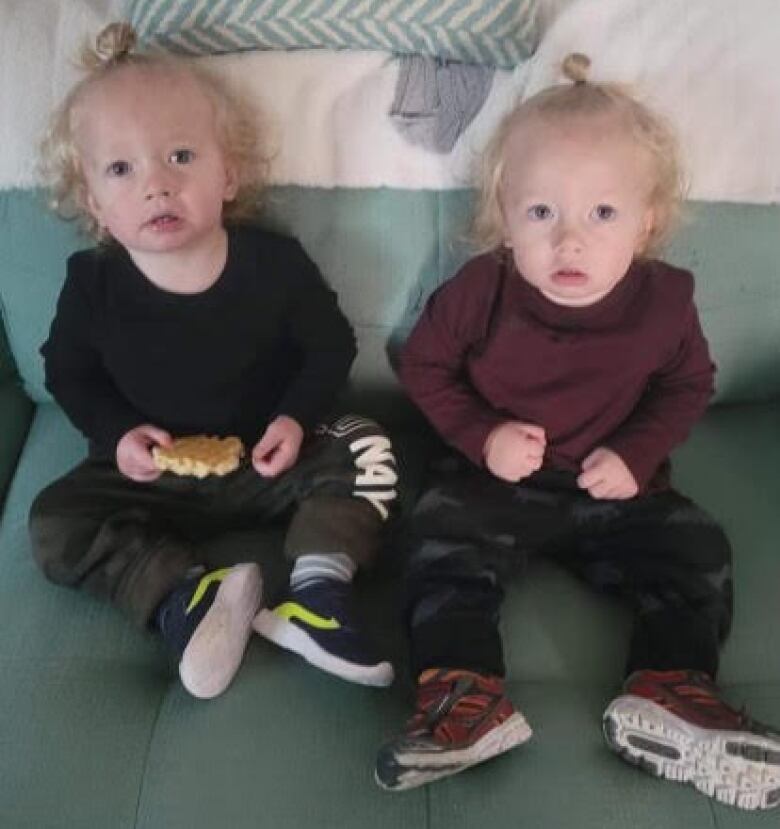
left=423, top=680, right=780, bottom=829
left=2, top=400, right=779, bottom=826
left=0, top=383, right=32, bottom=505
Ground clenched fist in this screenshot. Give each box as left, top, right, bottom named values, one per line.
left=577, top=447, right=638, bottom=499
left=483, top=421, right=546, bottom=483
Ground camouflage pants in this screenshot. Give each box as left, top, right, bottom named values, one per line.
left=29, top=415, right=398, bottom=626
left=404, top=456, right=732, bottom=680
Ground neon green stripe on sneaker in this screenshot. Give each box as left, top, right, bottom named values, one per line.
left=275, top=602, right=340, bottom=630
left=185, top=568, right=231, bottom=614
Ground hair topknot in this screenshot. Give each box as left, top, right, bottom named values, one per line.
left=80, top=22, right=137, bottom=71
left=561, top=52, right=591, bottom=85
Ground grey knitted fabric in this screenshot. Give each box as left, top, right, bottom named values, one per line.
left=390, top=54, right=495, bottom=153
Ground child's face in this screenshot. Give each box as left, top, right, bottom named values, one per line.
left=74, top=67, right=238, bottom=259
left=500, top=115, right=656, bottom=307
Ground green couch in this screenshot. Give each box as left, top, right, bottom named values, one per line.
left=0, top=187, right=778, bottom=829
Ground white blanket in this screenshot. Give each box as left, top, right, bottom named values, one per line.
left=0, top=0, right=778, bottom=203
left=204, top=50, right=524, bottom=190
left=0, top=0, right=524, bottom=192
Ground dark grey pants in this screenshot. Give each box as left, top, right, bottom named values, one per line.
left=404, top=456, right=733, bottom=680
left=29, top=415, right=398, bottom=626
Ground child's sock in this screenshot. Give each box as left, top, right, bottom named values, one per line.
left=253, top=553, right=393, bottom=687
left=156, top=562, right=262, bottom=699
left=290, top=552, right=356, bottom=589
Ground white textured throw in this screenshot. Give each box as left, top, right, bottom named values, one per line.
left=0, top=0, right=778, bottom=202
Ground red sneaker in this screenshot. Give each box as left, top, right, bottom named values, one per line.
left=604, top=669, right=780, bottom=810
left=375, top=668, right=532, bottom=791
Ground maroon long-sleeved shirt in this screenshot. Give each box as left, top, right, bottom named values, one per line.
left=398, top=252, right=715, bottom=492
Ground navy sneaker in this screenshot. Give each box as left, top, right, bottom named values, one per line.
left=156, top=563, right=262, bottom=699
left=253, top=579, right=393, bottom=686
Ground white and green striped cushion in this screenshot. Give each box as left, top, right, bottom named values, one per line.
left=126, top=0, right=539, bottom=68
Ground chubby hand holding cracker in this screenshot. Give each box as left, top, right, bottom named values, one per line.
left=116, top=424, right=173, bottom=482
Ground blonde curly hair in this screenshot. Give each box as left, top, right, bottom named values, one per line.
left=473, top=53, right=686, bottom=257
left=41, top=23, right=268, bottom=240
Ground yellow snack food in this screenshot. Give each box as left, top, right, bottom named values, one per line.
left=152, top=435, right=244, bottom=478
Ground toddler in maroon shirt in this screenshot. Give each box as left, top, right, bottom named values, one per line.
left=375, top=54, right=780, bottom=810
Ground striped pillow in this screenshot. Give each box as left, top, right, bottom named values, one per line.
left=126, top=0, right=539, bottom=68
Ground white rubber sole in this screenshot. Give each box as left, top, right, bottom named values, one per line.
left=253, top=608, right=394, bottom=687
left=179, top=563, right=263, bottom=700
left=604, top=695, right=780, bottom=810
left=375, top=712, right=533, bottom=791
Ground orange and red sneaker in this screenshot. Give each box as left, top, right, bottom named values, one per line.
left=604, top=669, right=780, bottom=810
left=375, top=668, right=532, bottom=791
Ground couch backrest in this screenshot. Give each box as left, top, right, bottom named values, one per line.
left=0, top=310, right=17, bottom=384
left=0, top=188, right=778, bottom=419
left=0, top=291, right=34, bottom=503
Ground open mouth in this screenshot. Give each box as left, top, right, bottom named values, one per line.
left=552, top=269, right=587, bottom=284
left=146, top=213, right=181, bottom=230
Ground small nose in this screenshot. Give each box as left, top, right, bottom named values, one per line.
left=144, top=163, right=176, bottom=200
left=553, top=220, right=584, bottom=254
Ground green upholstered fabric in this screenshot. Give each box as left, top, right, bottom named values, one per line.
left=0, top=189, right=778, bottom=411
left=0, top=314, right=18, bottom=383
left=0, top=184, right=778, bottom=827
left=424, top=681, right=780, bottom=829
left=1, top=399, right=778, bottom=827
left=0, top=313, right=32, bottom=505
left=0, top=383, right=32, bottom=507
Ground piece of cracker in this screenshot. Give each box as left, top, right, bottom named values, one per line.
left=152, top=435, right=244, bottom=478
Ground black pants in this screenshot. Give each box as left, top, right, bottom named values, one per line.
left=404, top=456, right=732, bottom=681
left=29, top=415, right=398, bottom=627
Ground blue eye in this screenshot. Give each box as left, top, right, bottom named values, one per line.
left=528, top=204, right=553, bottom=221
left=593, top=204, right=617, bottom=221
left=170, top=149, right=195, bottom=164
left=106, top=160, right=131, bottom=177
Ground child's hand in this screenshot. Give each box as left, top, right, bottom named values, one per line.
left=252, top=415, right=304, bottom=477
left=484, top=421, right=546, bottom=482
left=577, top=447, right=638, bottom=499
left=116, top=424, right=172, bottom=482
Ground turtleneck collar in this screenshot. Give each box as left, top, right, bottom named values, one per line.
left=504, top=253, right=649, bottom=333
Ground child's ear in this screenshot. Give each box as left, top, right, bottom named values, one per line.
left=84, top=188, right=105, bottom=227
left=636, top=205, right=657, bottom=253
left=223, top=162, right=239, bottom=202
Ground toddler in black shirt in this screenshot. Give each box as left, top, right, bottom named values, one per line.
left=32, top=23, right=397, bottom=699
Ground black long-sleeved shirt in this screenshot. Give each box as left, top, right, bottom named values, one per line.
left=42, top=225, right=357, bottom=455
left=399, top=252, right=715, bottom=492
